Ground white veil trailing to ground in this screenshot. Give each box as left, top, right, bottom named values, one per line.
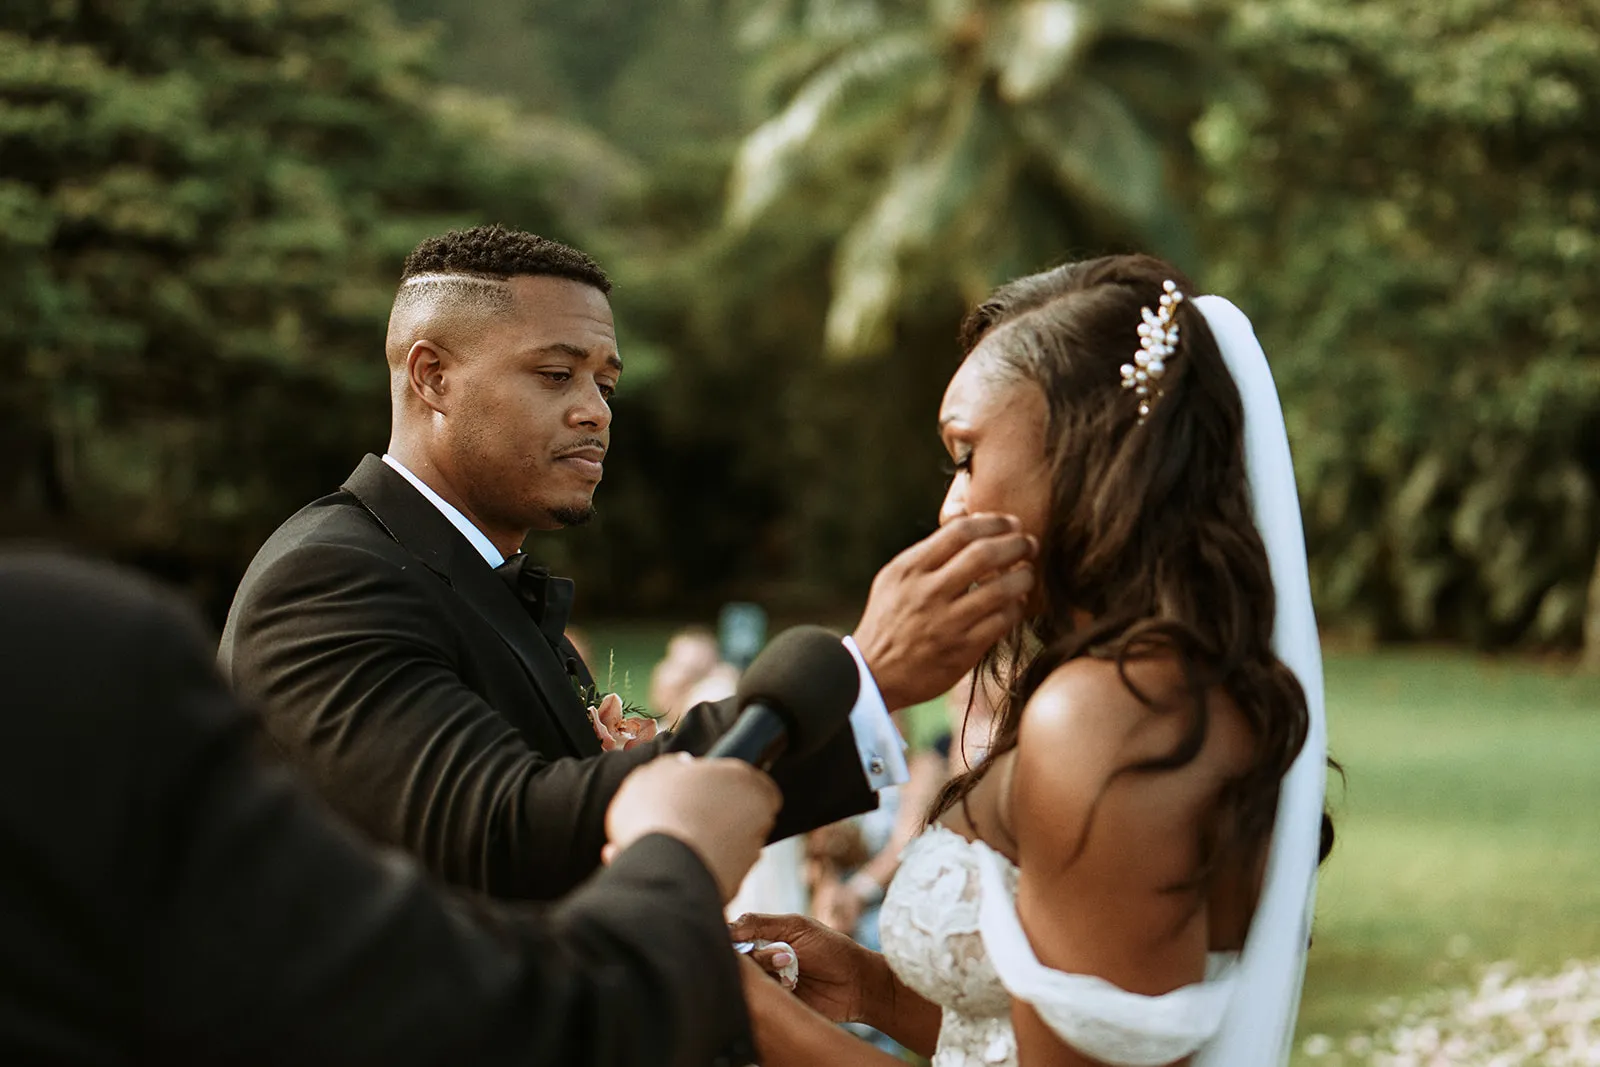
left=1190, top=296, right=1328, bottom=1067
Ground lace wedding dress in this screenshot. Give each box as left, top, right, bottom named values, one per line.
left=877, top=825, right=1239, bottom=1067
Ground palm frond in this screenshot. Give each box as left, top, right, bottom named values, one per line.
left=1015, top=79, right=1168, bottom=239
left=824, top=78, right=989, bottom=357
left=991, top=0, right=1091, bottom=103
left=726, top=29, right=930, bottom=227
left=729, top=0, right=799, bottom=49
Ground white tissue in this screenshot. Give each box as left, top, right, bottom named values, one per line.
left=732, top=938, right=799, bottom=990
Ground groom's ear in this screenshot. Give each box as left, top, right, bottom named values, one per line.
left=404, top=339, right=451, bottom=414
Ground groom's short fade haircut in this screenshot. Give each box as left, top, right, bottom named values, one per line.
left=385, top=226, right=611, bottom=373
left=399, top=224, right=612, bottom=294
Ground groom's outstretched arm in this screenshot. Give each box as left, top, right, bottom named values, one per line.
left=221, top=536, right=754, bottom=902
left=223, top=516, right=1033, bottom=903
left=223, top=537, right=873, bottom=902
left=670, top=512, right=1037, bottom=839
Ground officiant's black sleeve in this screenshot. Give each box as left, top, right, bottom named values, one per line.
left=0, top=554, right=755, bottom=1067
left=222, top=536, right=872, bottom=900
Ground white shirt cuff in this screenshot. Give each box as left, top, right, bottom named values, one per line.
left=841, top=636, right=911, bottom=791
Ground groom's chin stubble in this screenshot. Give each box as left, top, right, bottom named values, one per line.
left=550, top=505, right=597, bottom=528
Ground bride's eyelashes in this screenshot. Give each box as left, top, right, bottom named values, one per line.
left=941, top=454, right=972, bottom=481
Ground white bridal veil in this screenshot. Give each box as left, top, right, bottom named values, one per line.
left=1190, top=296, right=1329, bottom=1067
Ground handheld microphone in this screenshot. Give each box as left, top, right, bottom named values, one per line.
left=705, top=625, right=860, bottom=770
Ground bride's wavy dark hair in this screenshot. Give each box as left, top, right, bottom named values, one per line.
left=928, top=254, right=1334, bottom=881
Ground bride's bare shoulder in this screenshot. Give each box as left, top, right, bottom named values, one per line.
left=999, top=652, right=1249, bottom=991
left=1010, top=652, right=1254, bottom=875
left=1017, top=652, right=1207, bottom=765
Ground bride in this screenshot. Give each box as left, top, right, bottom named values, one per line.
left=733, top=254, right=1331, bottom=1067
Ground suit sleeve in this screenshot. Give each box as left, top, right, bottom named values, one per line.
left=146, top=598, right=756, bottom=1067
left=225, top=539, right=872, bottom=901
left=668, top=695, right=877, bottom=844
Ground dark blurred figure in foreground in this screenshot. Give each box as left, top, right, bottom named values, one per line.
left=0, top=551, right=778, bottom=1067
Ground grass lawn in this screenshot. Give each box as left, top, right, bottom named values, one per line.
left=1295, top=652, right=1600, bottom=1059
left=581, top=625, right=1600, bottom=1058
left=571, top=622, right=674, bottom=706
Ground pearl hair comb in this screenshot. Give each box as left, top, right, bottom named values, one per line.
left=1120, top=279, right=1184, bottom=422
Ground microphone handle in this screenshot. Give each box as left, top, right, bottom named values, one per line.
left=705, top=704, right=790, bottom=771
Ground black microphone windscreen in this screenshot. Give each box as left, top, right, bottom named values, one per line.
left=734, top=626, right=860, bottom=758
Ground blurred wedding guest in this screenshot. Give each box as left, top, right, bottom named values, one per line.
left=776, top=670, right=1003, bottom=1055
left=805, top=660, right=1004, bottom=994
left=647, top=626, right=728, bottom=730
left=0, top=551, right=780, bottom=1067
left=218, top=224, right=1034, bottom=901
left=801, top=672, right=1001, bottom=938
left=805, top=741, right=950, bottom=940
left=681, top=662, right=742, bottom=722
left=649, top=628, right=809, bottom=920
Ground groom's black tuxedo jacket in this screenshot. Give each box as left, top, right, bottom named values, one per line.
left=219, top=454, right=873, bottom=901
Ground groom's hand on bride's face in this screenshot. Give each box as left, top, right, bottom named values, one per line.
left=853, top=514, right=1036, bottom=710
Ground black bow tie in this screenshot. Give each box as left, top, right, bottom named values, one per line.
left=493, top=552, right=575, bottom=647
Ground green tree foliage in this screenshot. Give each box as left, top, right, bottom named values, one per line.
left=1196, top=0, right=1600, bottom=648
left=1, top=0, right=566, bottom=610
left=384, top=0, right=786, bottom=612
left=542, top=0, right=1229, bottom=610
left=389, top=0, right=744, bottom=163
left=606, top=220, right=963, bottom=605
left=14, top=0, right=1596, bottom=647
left=722, top=0, right=1217, bottom=358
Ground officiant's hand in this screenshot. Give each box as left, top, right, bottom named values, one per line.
left=605, top=754, right=780, bottom=901
left=853, top=513, right=1036, bottom=710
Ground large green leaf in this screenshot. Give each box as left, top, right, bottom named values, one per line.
left=823, top=77, right=991, bottom=357
left=725, top=29, right=930, bottom=227
left=1014, top=79, right=1181, bottom=250
left=990, top=0, right=1089, bottom=103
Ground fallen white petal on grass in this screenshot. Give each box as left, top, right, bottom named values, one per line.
left=1303, top=961, right=1600, bottom=1066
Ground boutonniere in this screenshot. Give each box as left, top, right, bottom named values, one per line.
left=571, top=648, right=657, bottom=718
left=578, top=650, right=663, bottom=750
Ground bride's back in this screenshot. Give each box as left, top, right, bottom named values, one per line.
left=880, top=647, right=1269, bottom=1067
left=940, top=651, right=1265, bottom=955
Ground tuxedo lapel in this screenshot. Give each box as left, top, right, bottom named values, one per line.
left=341, top=455, right=601, bottom=757
left=448, top=556, right=602, bottom=757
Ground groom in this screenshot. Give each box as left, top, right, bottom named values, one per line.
left=220, top=225, right=1036, bottom=902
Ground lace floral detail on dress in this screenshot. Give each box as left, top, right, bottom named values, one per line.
left=880, top=825, right=1017, bottom=1019
left=933, top=1011, right=1016, bottom=1067
left=877, top=825, right=1238, bottom=1067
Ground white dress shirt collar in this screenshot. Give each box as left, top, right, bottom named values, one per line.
left=381, top=454, right=506, bottom=567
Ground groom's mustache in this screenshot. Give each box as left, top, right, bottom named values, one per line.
left=553, top=438, right=607, bottom=462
